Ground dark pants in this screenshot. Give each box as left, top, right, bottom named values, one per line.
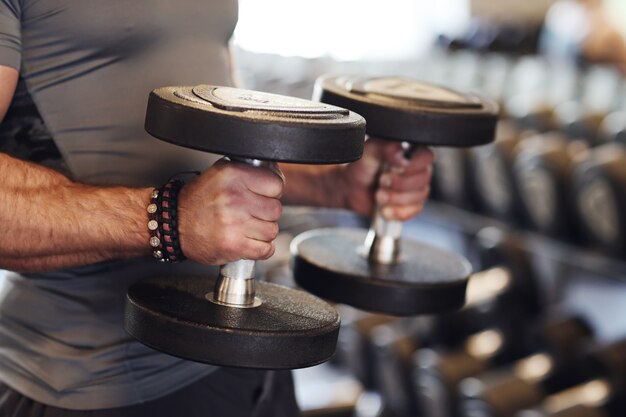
left=0, top=368, right=300, bottom=417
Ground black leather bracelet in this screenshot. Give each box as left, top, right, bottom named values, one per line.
left=157, top=179, right=186, bottom=262
left=148, top=172, right=200, bottom=262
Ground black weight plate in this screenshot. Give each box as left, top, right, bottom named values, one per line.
left=145, top=85, right=365, bottom=164
left=314, top=75, right=498, bottom=147
left=514, top=139, right=570, bottom=238
left=573, top=145, right=626, bottom=256
left=125, top=275, right=340, bottom=369
left=291, top=228, right=471, bottom=316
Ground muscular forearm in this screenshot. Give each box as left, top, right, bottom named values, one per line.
left=280, top=141, right=435, bottom=221
left=0, top=153, right=152, bottom=272
left=280, top=163, right=348, bottom=209
left=1, top=251, right=129, bottom=273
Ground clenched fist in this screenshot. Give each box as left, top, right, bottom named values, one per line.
left=177, top=158, right=285, bottom=265
left=338, top=138, right=434, bottom=220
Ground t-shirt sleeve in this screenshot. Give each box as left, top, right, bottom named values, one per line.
left=0, top=0, right=21, bottom=70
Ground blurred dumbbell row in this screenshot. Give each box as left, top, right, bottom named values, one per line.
left=403, top=51, right=626, bottom=259
left=304, top=227, right=625, bottom=417
left=431, top=120, right=625, bottom=258
left=235, top=51, right=626, bottom=261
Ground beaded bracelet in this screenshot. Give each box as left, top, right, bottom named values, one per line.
left=147, top=175, right=195, bottom=262
left=147, top=172, right=200, bottom=262
left=147, top=188, right=164, bottom=260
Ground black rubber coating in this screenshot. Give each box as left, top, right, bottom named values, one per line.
left=291, top=228, right=471, bottom=316
left=314, top=75, right=499, bottom=147
left=145, top=85, right=365, bottom=163
left=125, top=275, right=340, bottom=369
left=573, top=144, right=626, bottom=256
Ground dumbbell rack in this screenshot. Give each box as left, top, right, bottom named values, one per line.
left=411, top=201, right=626, bottom=340
left=287, top=202, right=626, bottom=417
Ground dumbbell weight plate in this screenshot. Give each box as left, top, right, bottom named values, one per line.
left=433, top=147, right=479, bottom=209
left=599, top=111, right=626, bottom=145
left=573, top=144, right=626, bottom=257
left=293, top=75, right=496, bottom=316
left=292, top=228, right=471, bottom=315
left=145, top=85, right=365, bottom=163
left=126, top=85, right=366, bottom=368
left=315, top=75, right=498, bottom=146
left=126, top=275, right=339, bottom=369
left=470, top=125, right=526, bottom=222
left=513, top=135, right=588, bottom=239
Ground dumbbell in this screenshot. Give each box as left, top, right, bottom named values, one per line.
left=598, top=111, right=626, bottom=145
left=428, top=227, right=541, bottom=347
left=291, top=75, right=498, bottom=316
left=469, top=124, right=532, bottom=223
left=124, top=85, right=365, bottom=369
left=414, top=314, right=592, bottom=417
left=364, top=229, right=538, bottom=416
left=368, top=318, right=426, bottom=417
left=331, top=307, right=397, bottom=389
left=552, top=101, right=607, bottom=145
left=368, top=261, right=534, bottom=417
left=572, top=142, right=626, bottom=257
left=513, top=133, right=590, bottom=239
left=514, top=339, right=626, bottom=417
left=553, top=65, right=623, bottom=145
left=459, top=315, right=596, bottom=417
left=432, top=146, right=479, bottom=210
left=504, top=95, right=554, bottom=132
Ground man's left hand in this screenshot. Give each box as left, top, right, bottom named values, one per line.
left=337, top=137, right=434, bottom=220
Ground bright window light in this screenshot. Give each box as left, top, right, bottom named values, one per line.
left=234, top=0, right=470, bottom=60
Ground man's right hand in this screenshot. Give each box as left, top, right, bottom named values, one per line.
left=178, top=159, right=285, bottom=266
left=1, top=64, right=286, bottom=272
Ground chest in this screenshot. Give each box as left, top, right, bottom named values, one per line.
left=20, top=0, right=239, bottom=56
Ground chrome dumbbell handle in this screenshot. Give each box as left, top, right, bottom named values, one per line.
left=209, top=158, right=271, bottom=308
left=364, top=142, right=417, bottom=264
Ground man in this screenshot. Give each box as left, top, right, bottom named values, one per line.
left=542, top=0, right=626, bottom=73
left=0, top=0, right=434, bottom=415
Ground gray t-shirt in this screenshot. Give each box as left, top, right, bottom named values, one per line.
left=0, top=0, right=238, bottom=410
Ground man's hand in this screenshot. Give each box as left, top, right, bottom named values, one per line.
left=337, top=138, right=434, bottom=220
left=178, top=159, right=285, bottom=265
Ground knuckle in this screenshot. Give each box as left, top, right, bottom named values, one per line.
left=222, top=234, right=239, bottom=253
left=268, top=175, right=284, bottom=197
left=253, top=242, right=274, bottom=260
left=268, top=222, right=280, bottom=241
left=268, top=199, right=283, bottom=220
left=215, top=208, right=231, bottom=227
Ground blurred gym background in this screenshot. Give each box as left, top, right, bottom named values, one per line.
left=231, top=1, right=626, bottom=417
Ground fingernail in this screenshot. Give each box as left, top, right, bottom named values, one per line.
left=376, top=190, right=389, bottom=204
left=395, top=150, right=410, bottom=166
left=379, top=174, right=392, bottom=188
left=382, top=206, right=394, bottom=219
